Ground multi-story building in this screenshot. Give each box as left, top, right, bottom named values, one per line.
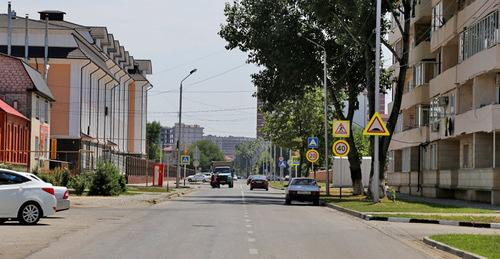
left=0, top=10, right=152, bottom=173
left=0, top=53, right=54, bottom=171
left=160, top=126, right=175, bottom=149
left=172, top=123, right=204, bottom=148
left=387, top=0, right=500, bottom=205
left=203, top=135, right=255, bottom=158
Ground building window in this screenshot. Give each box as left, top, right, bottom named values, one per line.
left=459, top=10, right=499, bottom=62
left=417, top=105, right=430, bottom=127
left=35, top=136, right=39, bottom=159
left=432, top=1, right=444, bottom=31
left=35, top=96, right=40, bottom=119
left=44, top=101, right=49, bottom=123
left=430, top=143, right=437, bottom=170
left=402, top=148, right=411, bottom=173
left=462, top=144, right=471, bottom=168
left=12, top=100, right=18, bottom=110
left=430, top=97, right=445, bottom=123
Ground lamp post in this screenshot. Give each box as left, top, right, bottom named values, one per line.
left=298, top=33, right=330, bottom=196
left=176, top=69, right=197, bottom=188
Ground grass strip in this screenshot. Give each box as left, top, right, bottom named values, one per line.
left=430, top=234, right=500, bottom=259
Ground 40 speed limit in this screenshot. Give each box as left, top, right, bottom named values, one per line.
left=332, top=140, right=350, bottom=157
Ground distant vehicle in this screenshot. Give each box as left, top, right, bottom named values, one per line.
left=249, top=175, right=268, bottom=191
left=187, top=174, right=205, bottom=182
left=285, top=178, right=320, bottom=206
left=24, top=173, right=70, bottom=212
left=202, top=172, right=212, bottom=182
left=247, top=175, right=256, bottom=185
left=0, top=170, right=57, bottom=225
left=233, top=175, right=238, bottom=181
left=211, top=161, right=234, bottom=188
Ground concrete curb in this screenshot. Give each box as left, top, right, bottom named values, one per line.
left=422, top=237, right=486, bottom=259
left=321, top=201, right=500, bottom=229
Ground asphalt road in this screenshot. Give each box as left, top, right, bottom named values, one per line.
left=27, top=181, right=498, bottom=259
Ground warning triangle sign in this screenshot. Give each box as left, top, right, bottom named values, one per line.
left=363, top=112, right=390, bottom=136
left=332, top=120, right=350, bottom=138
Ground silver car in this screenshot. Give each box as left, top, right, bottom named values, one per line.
left=24, top=173, right=70, bottom=212
left=285, top=178, right=320, bottom=206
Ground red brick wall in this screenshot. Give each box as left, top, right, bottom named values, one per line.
left=0, top=55, right=32, bottom=117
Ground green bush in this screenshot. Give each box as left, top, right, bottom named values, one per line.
left=36, top=167, right=70, bottom=187
left=119, top=174, right=128, bottom=193
left=68, top=174, right=89, bottom=196
left=88, top=162, right=125, bottom=196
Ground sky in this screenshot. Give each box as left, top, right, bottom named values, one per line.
left=7, top=0, right=259, bottom=137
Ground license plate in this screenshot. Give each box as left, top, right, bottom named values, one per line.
left=297, top=191, right=310, bottom=195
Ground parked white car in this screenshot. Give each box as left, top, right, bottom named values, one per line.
left=23, top=173, right=70, bottom=212
left=0, top=170, right=57, bottom=225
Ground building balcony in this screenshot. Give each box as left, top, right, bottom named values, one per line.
left=457, top=0, right=492, bottom=29
left=429, top=66, right=457, bottom=97
left=388, top=25, right=402, bottom=45
left=409, top=41, right=432, bottom=65
left=411, top=0, right=432, bottom=25
left=390, top=126, right=429, bottom=150
left=457, top=44, right=500, bottom=84
left=454, top=104, right=500, bottom=135
left=401, top=83, right=429, bottom=110
left=430, top=15, right=457, bottom=52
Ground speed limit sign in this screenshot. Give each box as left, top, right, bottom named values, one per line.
left=333, top=140, right=350, bottom=157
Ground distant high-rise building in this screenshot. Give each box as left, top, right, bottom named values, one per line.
left=172, top=123, right=204, bottom=148
left=160, top=126, right=175, bottom=148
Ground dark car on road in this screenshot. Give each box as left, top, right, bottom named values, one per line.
left=285, top=178, right=320, bottom=206
left=249, top=175, right=268, bottom=191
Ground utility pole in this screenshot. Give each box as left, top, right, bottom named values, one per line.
left=373, top=0, right=382, bottom=203
left=44, top=14, right=49, bottom=81
left=279, top=147, right=283, bottom=183
left=7, top=1, right=12, bottom=56
left=176, top=69, right=197, bottom=188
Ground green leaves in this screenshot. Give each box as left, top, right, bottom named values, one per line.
left=189, top=140, right=224, bottom=170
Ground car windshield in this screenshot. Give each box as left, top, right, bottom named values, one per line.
left=214, top=167, right=231, bottom=174
left=290, top=179, right=317, bottom=186
left=253, top=175, right=266, bottom=180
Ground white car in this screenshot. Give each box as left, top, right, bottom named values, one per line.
left=0, top=169, right=57, bottom=225
left=23, top=173, right=70, bottom=212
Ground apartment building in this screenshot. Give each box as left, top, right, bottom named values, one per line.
left=0, top=10, right=152, bottom=173
left=203, top=135, right=255, bottom=158
left=387, top=0, right=500, bottom=205
left=172, top=123, right=204, bottom=148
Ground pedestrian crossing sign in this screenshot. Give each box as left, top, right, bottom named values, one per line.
left=332, top=120, right=350, bottom=138
left=180, top=155, right=190, bottom=165
left=363, top=112, right=390, bottom=136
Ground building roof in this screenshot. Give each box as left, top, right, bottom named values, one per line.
left=22, top=63, right=55, bottom=101
left=0, top=98, right=29, bottom=120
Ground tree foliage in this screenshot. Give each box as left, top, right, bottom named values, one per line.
left=188, top=140, right=225, bottom=171
left=146, top=121, right=161, bottom=161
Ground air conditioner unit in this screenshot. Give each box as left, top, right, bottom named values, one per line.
left=431, top=121, right=440, bottom=132
left=438, top=96, right=449, bottom=106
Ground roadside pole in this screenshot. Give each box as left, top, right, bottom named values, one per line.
left=166, top=154, right=170, bottom=192
left=279, top=147, right=283, bottom=183
left=340, top=157, right=343, bottom=199
left=373, top=0, right=382, bottom=203
left=183, top=164, right=186, bottom=187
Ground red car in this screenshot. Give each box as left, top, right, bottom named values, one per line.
left=249, top=175, right=268, bottom=191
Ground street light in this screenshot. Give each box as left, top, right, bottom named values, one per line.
left=298, top=33, right=330, bottom=196
left=176, top=68, right=197, bottom=188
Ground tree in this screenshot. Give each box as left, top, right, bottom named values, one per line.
left=234, top=139, right=265, bottom=177
left=220, top=0, right=369, bottom=194
left=188, top=140, right=224, bottom=171
left=146, top=121, right=161, bottom=161
left=260, top=88, right=324, bottom=176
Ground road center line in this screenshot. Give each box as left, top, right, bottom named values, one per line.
left=247, top=230, right=253, bottom=234
left=245, top=224, right=252, bottom=228
left=248, top=238, right=256, bottom=243
left=249, top=248, right=259, bottom=255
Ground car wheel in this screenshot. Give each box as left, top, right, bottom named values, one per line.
left=265, top=188, right=269, bottom=191
left=313, top=199, right=320, bottom=206
left=0, top=219, right=7, bottom=224
left=250, top=186, right=253, bottom=190
left=285, top=196, right=291, bottom=205
left=18, top=202, right=42, bottom=225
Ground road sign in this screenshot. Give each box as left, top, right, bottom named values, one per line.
left=306, top=149, right=319, bottom=163
left=307, top=137, right=319, bottom=149
left=363, top=112, right=390, bottom=136
left=292, top=156, right=300, bottom=166
left=333, top=120, right=350, bottom=138
left=333, top=140, right=350, bottom=157
left=192, top=160, right=200, bottom=168
left=278, top=160, right=287, bottom=169
left=180, top=155, right=190, bottom=165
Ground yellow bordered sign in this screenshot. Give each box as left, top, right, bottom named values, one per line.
left=333, top=120, right=350, bottom=138
left=332, top=140, right=350, bottom=157
left=306, top=149, right=319, bottom=163
left=363, top=112, right=390, bottom=136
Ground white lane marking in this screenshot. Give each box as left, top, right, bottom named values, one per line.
left=247, top=230, right=253, bottom=234
left=249, top=249, right=259, bottom=255
left=245, top=219, right=251, bottom=223
left=245, top=224, right=252, bottom=228
left=244, top=214, right=249, bottom=218
left=248, top=238, right=256, bottom=243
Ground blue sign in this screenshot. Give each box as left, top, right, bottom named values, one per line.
left=278, top=160, right=287, bottom=169
left=181, top=155, right=190, bottom=165
left=307, top=137, right=319, bottom=149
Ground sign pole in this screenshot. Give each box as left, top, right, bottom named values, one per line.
left=166, top=155, right=170, bottom=192
left=373, top=0, right=382, bottom=203
left=340, top=157, right=343, bottom=199
left=183, top=164, right=186, bottom=187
